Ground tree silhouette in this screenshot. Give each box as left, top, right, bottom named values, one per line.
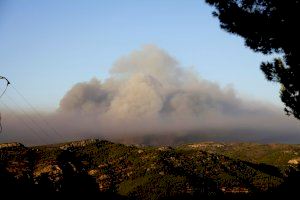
left=205, top=0, right=300, bottom=119
left=56, top=150, right=100, bottom=193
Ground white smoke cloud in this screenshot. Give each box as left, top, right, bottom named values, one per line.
left=57, top=45, right=300, bottom=137
left=59, top=45, right=240, bottom=119
left=1, top=45, right=300, bottom=145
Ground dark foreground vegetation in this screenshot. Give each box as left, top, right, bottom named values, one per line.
left=1, top=139, right=300, bottom=199
left=206, top=0, right=300, bottom=120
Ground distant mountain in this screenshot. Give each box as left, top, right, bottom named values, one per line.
left=113, top=131, right=300, bottom=147
left=1, top=139, right=300, bottom=199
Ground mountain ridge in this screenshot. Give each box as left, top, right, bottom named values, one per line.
left=1, top=139, right=300, bottom=199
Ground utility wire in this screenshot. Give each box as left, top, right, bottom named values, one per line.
left=4, top=93, right=55, bottom=140
left=10, top=85, right=63, bottom=139
left=0, top=100, right=47, bottom=144
left=0, top=76, right=10, bottom=133
left=1, top=76, right=63, bottom=143
left=0, top=76, right=10, bottom=98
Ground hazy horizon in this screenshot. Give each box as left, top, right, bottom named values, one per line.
left=1, top=45, right=300, bottom=145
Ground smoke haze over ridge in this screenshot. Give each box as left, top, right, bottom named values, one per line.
left=1, top=45, right=300, bottom=145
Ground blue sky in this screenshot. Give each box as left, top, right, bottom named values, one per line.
left=0, top=0, right=281, bottom=111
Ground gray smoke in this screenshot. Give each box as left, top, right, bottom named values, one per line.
left=1, top=45, right=300, bottom=145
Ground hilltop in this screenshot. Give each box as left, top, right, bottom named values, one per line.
left=1, top=139, right=300, bottom=199
left=180, top=142, right=300, bottom=167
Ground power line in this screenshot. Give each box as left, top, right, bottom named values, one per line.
left=0, top=100, right=47, bottom=144
left=1, top=76, right=64, bottom=143
left=0, top=76, right=10, bottom=133
left=0, top=76, right=10, bottom=98
left=10, top=85, right=64, bottom=139
left=4, top=92, right=55, bottom=140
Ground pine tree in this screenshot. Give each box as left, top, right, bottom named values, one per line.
left=206, top=0, right=300, bottom=119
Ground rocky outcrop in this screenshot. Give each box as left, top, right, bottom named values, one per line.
left=34, top=164, right=63, bottom=182
left=158, top=146, right=172, bottom=151
left=59, top=139, right=99, bottom=150
left=0, top=142, right=25, bottom=149
left=288, top=158, right=300, bottom=165
left=188, top=142, right=224, bottom=149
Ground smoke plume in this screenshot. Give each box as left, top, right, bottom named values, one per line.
left=1, top=45, right=300, bottom=145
